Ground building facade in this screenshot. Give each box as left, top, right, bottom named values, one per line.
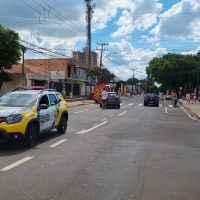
left=72, top=50, right=98, bottom=68
left=3, top=58, right=93, bottom=97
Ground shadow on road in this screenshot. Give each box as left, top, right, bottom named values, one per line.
left=0, top=130, right=63, bottom=156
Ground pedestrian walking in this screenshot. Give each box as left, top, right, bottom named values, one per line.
left=186, top=92, right=190, bottom=104
left=101, top=88, right=107, bottom=109
left=171, top=90, right=178, bottom=107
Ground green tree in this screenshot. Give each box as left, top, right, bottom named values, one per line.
left=0, top=24, right=23, bottom=89
left=146, top=53, right=200, bottom=92
left=88, top=67, right=115, bottom=83
left=140, top=79, right=159, bottom=94
left=126, top=77, right=139, bottom=85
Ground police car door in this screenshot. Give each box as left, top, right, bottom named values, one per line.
left=38, top=94, right=53, bottom=132
left=48, top=93, right=59, bottom=128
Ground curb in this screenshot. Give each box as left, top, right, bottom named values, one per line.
left=181, top=104, right=200, bottom=121
left=67, top=101, right=95, bottom=108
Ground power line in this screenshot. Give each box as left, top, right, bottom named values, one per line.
left=96, top=42, right=109, bottom=68
left=20, top=39, right=69, bottom=58
left=39, top=0, right=86, bottom=33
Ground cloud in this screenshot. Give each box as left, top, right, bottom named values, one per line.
left=112, top=0, right=162, bottom=37
left=151, top=0, right=200, bottom=41
left=103, top=39, right=167, bottom=80
left=0, top=0, right=87, bottom=57
left=181, top=46, right=200, bottom=55
left=92, top=0, right=136, bottom=31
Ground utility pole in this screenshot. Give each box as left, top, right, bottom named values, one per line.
left=96, top=42, right=108, bottom=68
left=84, top=0, right=95, bottom=69
left=96, top=43, right=108, bottom=83
left=129, top=68, right=135, bottom=96
left=22, top=50, right=25, bottom=74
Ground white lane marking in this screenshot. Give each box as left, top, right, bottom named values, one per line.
left=120, top=103, right=124, bottom=105
left=74, top=110, right=89, bottom=114
left=75, top=129, right=87, bottom=135
left=159, top=104, right=163, bottom=107
left=1, top=156, right=34, bottom=172
left=84, top=121, right=108, bottom=133
left=49, top=139, right=68, bottom=148
left=75, top=121, right=108, bottom=135
left=169, top=105, right=173, bottom=108
left=138, top=103, right=143, bottom=106
left=128, top=103, right=133, bottom=106
left=118, top=111, right=127, bottom=117
left=165, top=106, right=168, bottom=114
left=101, top=118, right=107, bottom=122
left=92, top=123, right=99, bottom=127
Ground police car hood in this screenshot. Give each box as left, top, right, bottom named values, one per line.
left=0, top=106, right=30, bottom=117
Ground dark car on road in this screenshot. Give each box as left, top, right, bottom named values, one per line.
left=100, top=92, right=120, bottom=109
left=144, top=93, right=159, bottom=107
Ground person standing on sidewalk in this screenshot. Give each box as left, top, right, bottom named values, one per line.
left=101, top=88, right=107, bottom=109
left=191, top=92, right=196, bottom=104
left=186, top=92, right=190, bottom=104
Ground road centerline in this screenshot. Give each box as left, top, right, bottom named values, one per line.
left=118, top=111, right=127, bottom=116
left=1, top=156, right=34, bottom=172
left=49, top=139, right=68, bottom=148
left=84, top=121, right=108, bottom=133
left=165, top=106, right=168, bottom=114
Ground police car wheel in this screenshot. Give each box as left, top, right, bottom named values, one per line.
left=25, top=123, right=38, bottom=147
left=57, top=114, right=68, bottom=134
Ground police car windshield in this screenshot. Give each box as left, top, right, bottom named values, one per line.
left=0, top=93, right=38, bottom=107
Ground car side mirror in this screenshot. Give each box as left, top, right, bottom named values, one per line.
left=39, top=104, right=48, bottom=110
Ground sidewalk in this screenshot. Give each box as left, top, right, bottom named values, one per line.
left=182, top=100, right=200, bottom=119
left=65, top=98, right=95, bottom=108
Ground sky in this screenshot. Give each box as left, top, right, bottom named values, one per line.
left=0, top=0, right=200, bottom=81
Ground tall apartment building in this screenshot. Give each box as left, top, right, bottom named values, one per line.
left=72, top=49, right=98, bottom=68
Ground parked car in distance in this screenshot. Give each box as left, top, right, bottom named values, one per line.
left=100, top=92, right=120, bottom=109
left=144, top=93, right=159, bottom=107
left=158, top=93, right=165, bottom=100
left=165, top=94, right=172, bottom=100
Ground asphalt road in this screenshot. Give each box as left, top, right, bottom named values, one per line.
left=0, top=96, right=200, bottom=200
